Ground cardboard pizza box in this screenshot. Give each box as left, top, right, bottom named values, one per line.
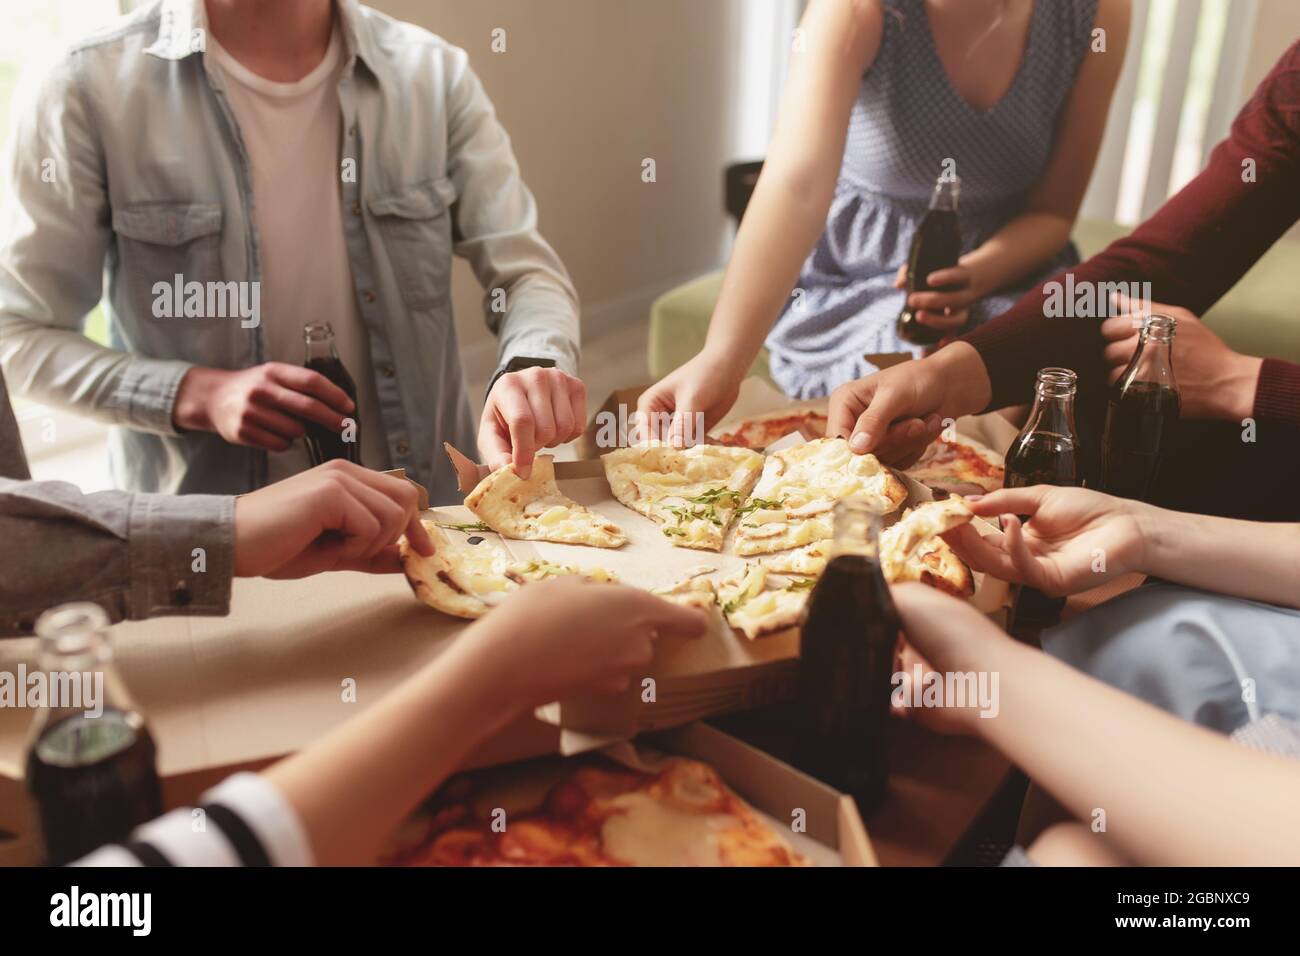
left=0, top=570, right=572, bottom=839
left=384, top=721, right=874, bottom=867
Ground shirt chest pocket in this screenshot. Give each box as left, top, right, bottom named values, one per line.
left=112, top=202, right=225, bottom=321
left=367, top=181, right=452, bottom=313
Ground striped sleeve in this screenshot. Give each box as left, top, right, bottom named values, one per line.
left=70, top=773, right=314, bottom=867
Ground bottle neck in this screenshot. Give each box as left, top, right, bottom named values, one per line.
left=304, top=323, right=339, bottom=363
left=1024, top=371, right=1078, bottom=438
left=829, top=501, right=882, bottom=561
left=30, top=604, right=143, bottom=734
left=930, top=177, right=959, bottom=212
left=1122, top=334, right=1176, bottom=391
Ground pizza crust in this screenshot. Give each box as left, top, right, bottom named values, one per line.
left=733, top=438, right=908, bottom=556
left=466, top=455, right=627, bottom=548
left=399, top=521, right=516, bottom=618
left=602, top=443, right=764, bottom=551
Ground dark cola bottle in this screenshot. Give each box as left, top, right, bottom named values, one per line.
left=25, top=604, right=163, bottom=865
left=1102, top=313, right=1180, bottom=502
left=1004, top=368, right=1082, bottom=634
left=303, top=322, right=362, bottom=466
left=897, top=174, right=962, bottom=346
left=791, top=500, right=899, bottom=813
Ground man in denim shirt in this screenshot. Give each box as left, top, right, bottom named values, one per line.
left=0, top=0, right=583, bottom=503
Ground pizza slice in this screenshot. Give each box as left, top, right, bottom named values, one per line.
left=879, top=498, right=976, bottom=598
left=400, top=522, right=618, bottom=618
left=905, top=434, right=1005, bottom=496
left=650, top=566, right=719, bottom=610
left=888, top=535, right=974, bottom=598
left=717, top=564, right=815, bottom=640
left=602, top=443, right=764, bottom=551
left=466, top=455, right=627, bottom=548
left=710, top=408, right=829, bottom=450
left=399, top=521, right=518, bottom=618
left=733, top=438, right=908, bottom=556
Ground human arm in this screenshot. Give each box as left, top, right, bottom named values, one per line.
left=0, top=460, right=434, bottom=635
left=942, top=484, right=1300, bottom=608
left=892, top=582, right=1300, bottom=866
left=635, top=0, right=884, bottom=442
left=830, top=42, right=1300, bottom=464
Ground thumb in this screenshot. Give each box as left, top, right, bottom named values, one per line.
left=635, top=385, right=673, bottom=442
left=848, top=386, right=909, bottom=454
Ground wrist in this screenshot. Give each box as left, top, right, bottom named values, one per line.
left=1220, top=354, right=1263, bottom=421
left=173, top=366, right=218, bottom=432
left=697, top=339, right=750, bottom=385
left=1130, top=500, right=1176, bottom=578
left=932, top=342, right=992, bottom=415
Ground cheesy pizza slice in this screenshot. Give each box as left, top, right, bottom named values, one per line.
left=733, top=438, right=908, bottom=556
left=466, top=455, right=627, bottom=548
left=602, top=443, right=765, bottom=551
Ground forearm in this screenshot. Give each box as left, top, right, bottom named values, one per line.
left=960, top=211, right=1073, bottom=297
left=0, top=479, right=233, bottom=634
left=262, top=636, right=519, bottom=866
left=979, top=637, right=1300, bottom=865
left=1135, top=503, right=1300, bottom=608
left=702, top=168, right=841, bottom=370
left=491, top=274, right=580, bottom=377
left=0, top=317, right=190, bottom=435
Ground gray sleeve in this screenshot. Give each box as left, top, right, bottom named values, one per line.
left=0, top=478, right=234, bottom=635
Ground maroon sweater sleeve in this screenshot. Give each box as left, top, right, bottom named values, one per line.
left=961, top=40, right=1300, bottom=428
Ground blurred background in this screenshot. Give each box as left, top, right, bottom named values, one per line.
left=2, top=0, right=1296, bottom=489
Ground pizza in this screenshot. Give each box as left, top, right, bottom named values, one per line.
left=399, top=521, right=616, bottom=618
left=602, top=443, right=765, bottom=551
left=651, top=566, right=720, bottom=611
left=465, top=455, right=627, bottom=548
left=380, top=752, right=810, bottom=867
left=717, top=564, right=815, bottom=640
left=711, top=408, right=829, bottom=450
left=878, top=496, right=975, bottom=579
left=904, top=434, right=1005, bottom=496
left=733, top=438, right=908, bottom=556
left=886, top=533, right=973, bottom=598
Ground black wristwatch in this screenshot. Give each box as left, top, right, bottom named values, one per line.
left=486, top=356, right=557, bottom=397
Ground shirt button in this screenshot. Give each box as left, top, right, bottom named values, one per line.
left=172, top=581, right=193, bottom=607
left=364, top=290, right=376, bottom=303
left=352, top=201, right=362, bottom=216
left=348, top=124, right=357, bottom=137
left=395, top=440, right=410, bottom=456
left=381, top=364, right=395, bottom=378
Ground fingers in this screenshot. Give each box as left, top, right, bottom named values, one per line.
left=892, top=264, right=908, bottom=290
left=315, top=463, right=427, bottom=561
left=845, top=384, right=913, bottom=455
left=1103, top=335, right=1139, bottom=371
left=941, top=523, right=1019, bottom=579
left=1001, top=515, right=1047, bottom=590
left=907, top=288, right=971, bottom=313
left=1100, top=314, right=1144, bottom=341
left=267, top=363, right=355, bottom=414
left=487, top=377, right=536, bottom=478
left=923, top=267, right=972, bottom=290
left=963, top=486, right=1049, bottom=520
left=233, top=419, right=295, bottom=452
left=264, top=384, right=348, bottom=432
left=913, top=307, right=969, bottom=331
left=634, top=385, right=673, bottom=443
left=636, top=593, right=709, bottom=640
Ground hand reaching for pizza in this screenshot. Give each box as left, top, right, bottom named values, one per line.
left=234, top=461, right=432, bottom=578
left=635, top=348, right=744, bottom=446
left=827, top=342, right=992, bottom=467
left=445, top=578, right=709, bottom=708
left=1100, top=302, right=1263, bottom=421
left=479, top=367, right=587, bottom=479
left=940, top=486, right=1147, bottom=597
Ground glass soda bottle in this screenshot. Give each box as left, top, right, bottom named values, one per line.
left=1102, top=313, right=1180, bottom=502
left=791, top=500, right=900, bottom=812
left=897, top=174, right=962, bottom=346
left=25, top=604, right=163, bottom=865
left=303, top=322, right=362, bottom=466
left=1003, top=368, right=1082, bottom=634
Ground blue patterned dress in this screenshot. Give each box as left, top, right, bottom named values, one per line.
left=766, top=0, right=1099, bottom=399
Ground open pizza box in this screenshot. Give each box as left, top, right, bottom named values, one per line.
left=382, top=721, right=874, bottom=867
left=441, top=377, right=1019, bottom=744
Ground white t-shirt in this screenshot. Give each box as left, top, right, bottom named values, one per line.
left=208, top=30, right=387, bottom=482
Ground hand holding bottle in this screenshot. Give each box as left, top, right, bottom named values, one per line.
left=1100, top=302, right=1261, bottom=421
left=173, top=363, right=354, bottom=452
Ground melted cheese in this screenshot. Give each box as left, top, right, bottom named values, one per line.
left=600, top=793, right=727, bottom=866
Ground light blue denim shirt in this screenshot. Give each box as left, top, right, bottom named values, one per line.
left=0, top=0, right=580, bottom=503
